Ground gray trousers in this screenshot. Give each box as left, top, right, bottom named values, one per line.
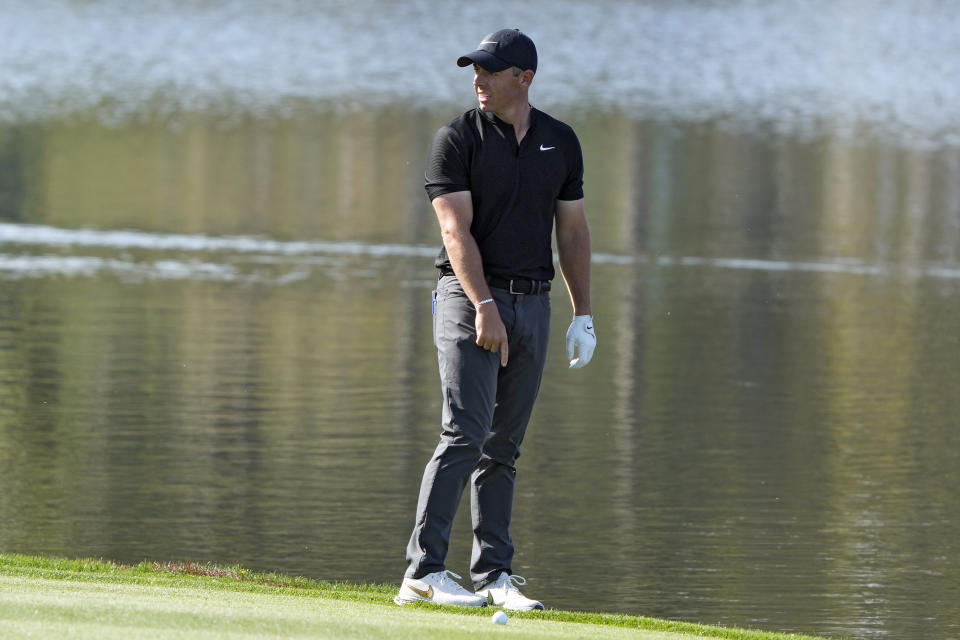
left=404, top=275, right=551, bottom=589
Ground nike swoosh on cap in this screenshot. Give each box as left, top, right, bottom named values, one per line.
left=480, top=40, right=498, bottom=45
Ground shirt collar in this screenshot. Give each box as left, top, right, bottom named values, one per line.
left=478, top=106, right=539, bottom=137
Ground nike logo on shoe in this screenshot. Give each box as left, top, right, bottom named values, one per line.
left=477, top=573, right=544, bottom=611
left=408, top=584, right=434, bottom=599
left=394, top=570, right=487, bottom=607
left=539, top=144, right=555, bottom=151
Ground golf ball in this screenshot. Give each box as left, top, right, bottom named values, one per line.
left=492, top=611, right=508, bottom=625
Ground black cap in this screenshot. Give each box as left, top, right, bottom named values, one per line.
left=457, top=29, right=537, bottom=73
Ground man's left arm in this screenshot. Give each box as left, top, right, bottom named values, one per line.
left=555, top=198, right=596, bottom=369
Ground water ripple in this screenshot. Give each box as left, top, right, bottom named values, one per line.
left=1, top=0, right=958, bottom=147
left=0, top=223, right=436, bottom=258
left=3, top=223, right=959, bottom=283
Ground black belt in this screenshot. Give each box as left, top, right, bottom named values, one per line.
left=438, top=268, right=550, bottom=295
left=486, top=274, right=550, bottom=294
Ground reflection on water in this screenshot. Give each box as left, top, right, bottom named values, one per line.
left=2, top=256, right=959, bottom=639
left=2, top=104, right=960, bottom=640
left=3, top=106, right=960, bottom=267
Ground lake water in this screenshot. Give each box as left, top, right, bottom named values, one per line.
left=2, top=2, right=960, bottom=638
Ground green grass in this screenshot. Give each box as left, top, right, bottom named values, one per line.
left=0, top=554, right=833, bottom=640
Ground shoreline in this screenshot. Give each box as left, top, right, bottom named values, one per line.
left=0, top=553, right=836, bottom=640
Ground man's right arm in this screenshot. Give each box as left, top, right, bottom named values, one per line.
left=432, top=191, right=509, bottom=367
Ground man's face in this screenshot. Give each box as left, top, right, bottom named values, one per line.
left=473, top=64, right=524, bottom=113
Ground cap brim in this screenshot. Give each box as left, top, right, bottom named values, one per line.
left=456, top=50, right=511, bottom=72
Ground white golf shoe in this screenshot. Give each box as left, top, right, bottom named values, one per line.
left=476, top=572, right=544, bottom=611
left=394, top=570, right=487, bottom=607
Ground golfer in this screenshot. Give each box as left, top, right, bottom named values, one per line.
left=395, top=28, right=596, bottom=611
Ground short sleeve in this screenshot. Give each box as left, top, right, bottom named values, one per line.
left=557, top=131, right=584, bottom=201
left=425, top=125, right=470, bottom=201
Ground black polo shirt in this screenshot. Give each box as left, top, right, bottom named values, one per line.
left=424, top=107, right=584, bottom=281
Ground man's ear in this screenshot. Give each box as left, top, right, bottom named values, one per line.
left=519, top=70, right=534, bottom=87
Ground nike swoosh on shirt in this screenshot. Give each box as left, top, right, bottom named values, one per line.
left=539, top=144, right=555, bottom=151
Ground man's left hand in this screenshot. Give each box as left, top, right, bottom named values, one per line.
left=566, top=315, right=596, bottom=369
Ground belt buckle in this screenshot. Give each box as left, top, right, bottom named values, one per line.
left=508, top=279, right=525, bottom=295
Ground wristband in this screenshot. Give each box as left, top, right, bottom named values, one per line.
left=476, top=298, right=495, bottom=310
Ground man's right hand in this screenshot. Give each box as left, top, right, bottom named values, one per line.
left=475, top=303, right=509, bottom=367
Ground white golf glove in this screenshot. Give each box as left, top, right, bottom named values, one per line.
left=565, top=315, right=596, bottom=369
